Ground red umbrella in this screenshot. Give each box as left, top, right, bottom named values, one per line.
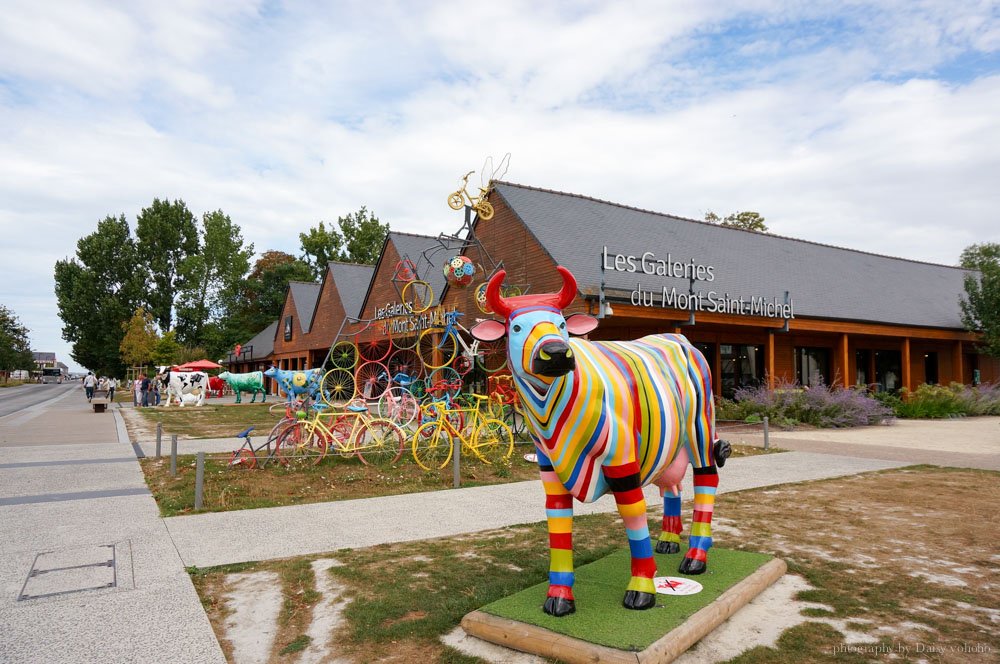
left=174, top=359, right=222, bottom=371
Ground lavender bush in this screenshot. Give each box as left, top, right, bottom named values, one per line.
left=718, top=380, right=894, bottom=428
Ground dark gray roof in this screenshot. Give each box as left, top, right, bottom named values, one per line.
left=328, top=262, right=375, bottom=318
left=494, top=182, right=975, bottom=329
left=388, top=231, right=449, bottom=305
left=243, top=320, right=278, bottom=359
left=33, top=352, right=56, bottom=362
left=288, top=281, right=322, bottom=332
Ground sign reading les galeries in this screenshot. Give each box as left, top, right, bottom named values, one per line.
left=602, top=246, right=795, bottom=320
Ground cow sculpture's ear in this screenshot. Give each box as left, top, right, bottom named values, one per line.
left=565, top=313, right=599, bottom=336
left=470, top=319, right=507, bottom=342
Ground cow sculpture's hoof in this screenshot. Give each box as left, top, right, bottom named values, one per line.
left=714, top=439, right=732, bottom=468
left=679, top=557, right=707, bottom=575
left=543, top=596, right=576, bottom=617
left=623, top=590, right=657, bottom=610
left=655, top=540, right=680, bottom=554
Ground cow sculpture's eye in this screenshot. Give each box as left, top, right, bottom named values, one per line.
left=512, top=324, right=522, bottom=333
left=560, top=322, right=566, bottom=330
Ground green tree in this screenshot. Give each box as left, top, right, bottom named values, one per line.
left=119, top=307, right=158, bottom=369
left=299, top=206, right=388, bottom=278
left=338, top=206, right=389, bottom=264
left=232, top=251, right=315, bottom=337
left=150, top=330, right=183, bottom=367
left=0, top=305, right=35, bottom=373
left=136, top=198, right=199, bottom=331
left=54, top=214, right=140, bottom=375
left=960, top=243, right=1000, bottom=358
left=705, top=210, right=768, bottom=232
left=298, top=221, right=343, bottom=280
left=175, top=210, right=254, bottom=347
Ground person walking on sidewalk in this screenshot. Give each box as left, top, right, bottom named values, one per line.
left=83, top=372, right=97, bottom=402
left=107, top=377, right=116, bottom=402
left=140, top=373, right=150, bottom=407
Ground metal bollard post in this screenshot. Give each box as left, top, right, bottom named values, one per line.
left=155, top=423, right=162, bottom=458
left=763, top=416, right=769, bottom=451
left=453, top=439, right=461, bottom=489
left=194, top=452, right=205, bottom=510
left=170, top=434, right=178, bottom=476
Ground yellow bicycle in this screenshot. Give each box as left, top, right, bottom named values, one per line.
left=278, top=401, right=405, bottom=466
left=411, top=395, right=513, bottom=470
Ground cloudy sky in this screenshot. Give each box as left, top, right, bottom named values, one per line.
left=2, top=1, right=999, bottom=372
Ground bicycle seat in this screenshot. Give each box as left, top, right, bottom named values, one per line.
left=236, top=427, right=255, bottom=438
left=347, top=403, right=369, bottom=413
left=311, top=403, right=330, bottom=410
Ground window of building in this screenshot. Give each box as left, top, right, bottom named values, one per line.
left=284, top=316, right=293, bottom=341
left=874, top=350, right=902, bottom=392
left=855, top=349, right=871, bottom=387
left=720, top=343, right=764, bottom=398
left=795, top=347, right=830, bottom=387
left=924, top=352, right=938, bottom=385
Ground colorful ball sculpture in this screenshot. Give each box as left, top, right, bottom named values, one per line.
left=443, top=255, right=476, bottom=287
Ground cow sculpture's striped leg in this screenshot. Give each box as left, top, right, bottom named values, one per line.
left=540, top=455, right=576, bottom=617
left=605, top=462, right=658, bottom=610
left=656, top=488, right=683, bottom=554
left=680, top=466, right=719, bottom=574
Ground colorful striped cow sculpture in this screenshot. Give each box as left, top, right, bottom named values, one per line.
left=218, top=371, right=266, bottom=403
left=263, top=366, right=324, bottom=403
left=470, top=266, right=731, bottom=616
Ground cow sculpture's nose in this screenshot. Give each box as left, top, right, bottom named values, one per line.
left=532, top=340, right=576, bottom=377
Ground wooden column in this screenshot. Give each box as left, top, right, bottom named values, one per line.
left=953, top=341, right=964, bottom=384
left=902, top=337, right=911, bottom=393
left=767, top=331, right=775, bottom=389
left=839, top=333, right=850, bottom=388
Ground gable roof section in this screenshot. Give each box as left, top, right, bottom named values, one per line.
left=287, top=281, right=322, bottom=333
left=328, top=261, right=375, bottom=319
left=388, top=231, right=449, bottom=303
left=493, top=181, right=975, bottom=329
left=243, top=320, right=278, bottom=359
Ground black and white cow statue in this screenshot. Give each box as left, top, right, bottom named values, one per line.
left=159, top=370, right=209, bottom=407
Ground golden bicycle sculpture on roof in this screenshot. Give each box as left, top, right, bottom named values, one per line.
left=446, top=154, right=510, bottom=221
left=447, top=170, right=494, bottom=220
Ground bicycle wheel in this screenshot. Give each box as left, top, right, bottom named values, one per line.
left=477, top=339, right=508, bottom=374
left=321, top=369, right=356, bottom=407
left=454, top=354, right=473, bottom=376
left=417, top=328, right=456, bottom=369
left=427, top=367, right=462, bottom=401
left=329, top=340, right=359, bottom=369
left=228, top=447, right=257, bottom=469
left=447, top=191, right=464, bottom=210
left=304, top=423, right=330, bottom=465
left=473, top=418, right=514, bottom=465
left=394, top=259, right=416, bottom=282
left=475, top=199, right=494, bottom=220
left=377, top=387, right=419, bottom=427
left=275, top=422, right=305, bottom=466
left=474, top=282, right=493, bottom=314
left=402, top=280, right=433, bottom=313
left=357, top=326, right=390, bottom=363
left=392, top=333, right=418, bottom=350
left=387, top=348, right=421, bottom=379
left=355, top=361, right=390, bottom=401
left=356, top=418, right=404, bottom=466
left=412, top=422, right=453, bottom=470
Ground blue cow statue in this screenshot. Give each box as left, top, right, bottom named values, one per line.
left=218, top=370, right=266, bottom=404
left=264, top=366, right=324, bottom=403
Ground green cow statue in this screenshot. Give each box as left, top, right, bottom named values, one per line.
left=218, top=370, right=267, bottom=404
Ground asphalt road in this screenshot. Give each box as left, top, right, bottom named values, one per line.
left=0, top=383, right=78, bottom=418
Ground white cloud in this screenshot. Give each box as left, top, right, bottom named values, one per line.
left=1, top=0, right=999, bottom=370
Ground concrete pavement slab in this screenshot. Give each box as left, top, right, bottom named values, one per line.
left=166, top=451, right=909, bottom=568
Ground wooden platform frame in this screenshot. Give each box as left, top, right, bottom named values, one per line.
left=461, top=558, right=787, bottom=664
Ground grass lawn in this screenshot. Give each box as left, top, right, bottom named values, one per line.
left=130, top=402, right=280, bottom=439
left=141, top=444, right=775, bottom=516
left=189, top=466, right=1000, bottom=663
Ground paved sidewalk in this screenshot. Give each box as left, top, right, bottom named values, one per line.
left=165, top=451, right=908, bottom=568
left=0, top=387, right=225, bottom=664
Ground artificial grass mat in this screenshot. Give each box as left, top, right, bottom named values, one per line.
left=479, top=544, right=773, bottom=652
